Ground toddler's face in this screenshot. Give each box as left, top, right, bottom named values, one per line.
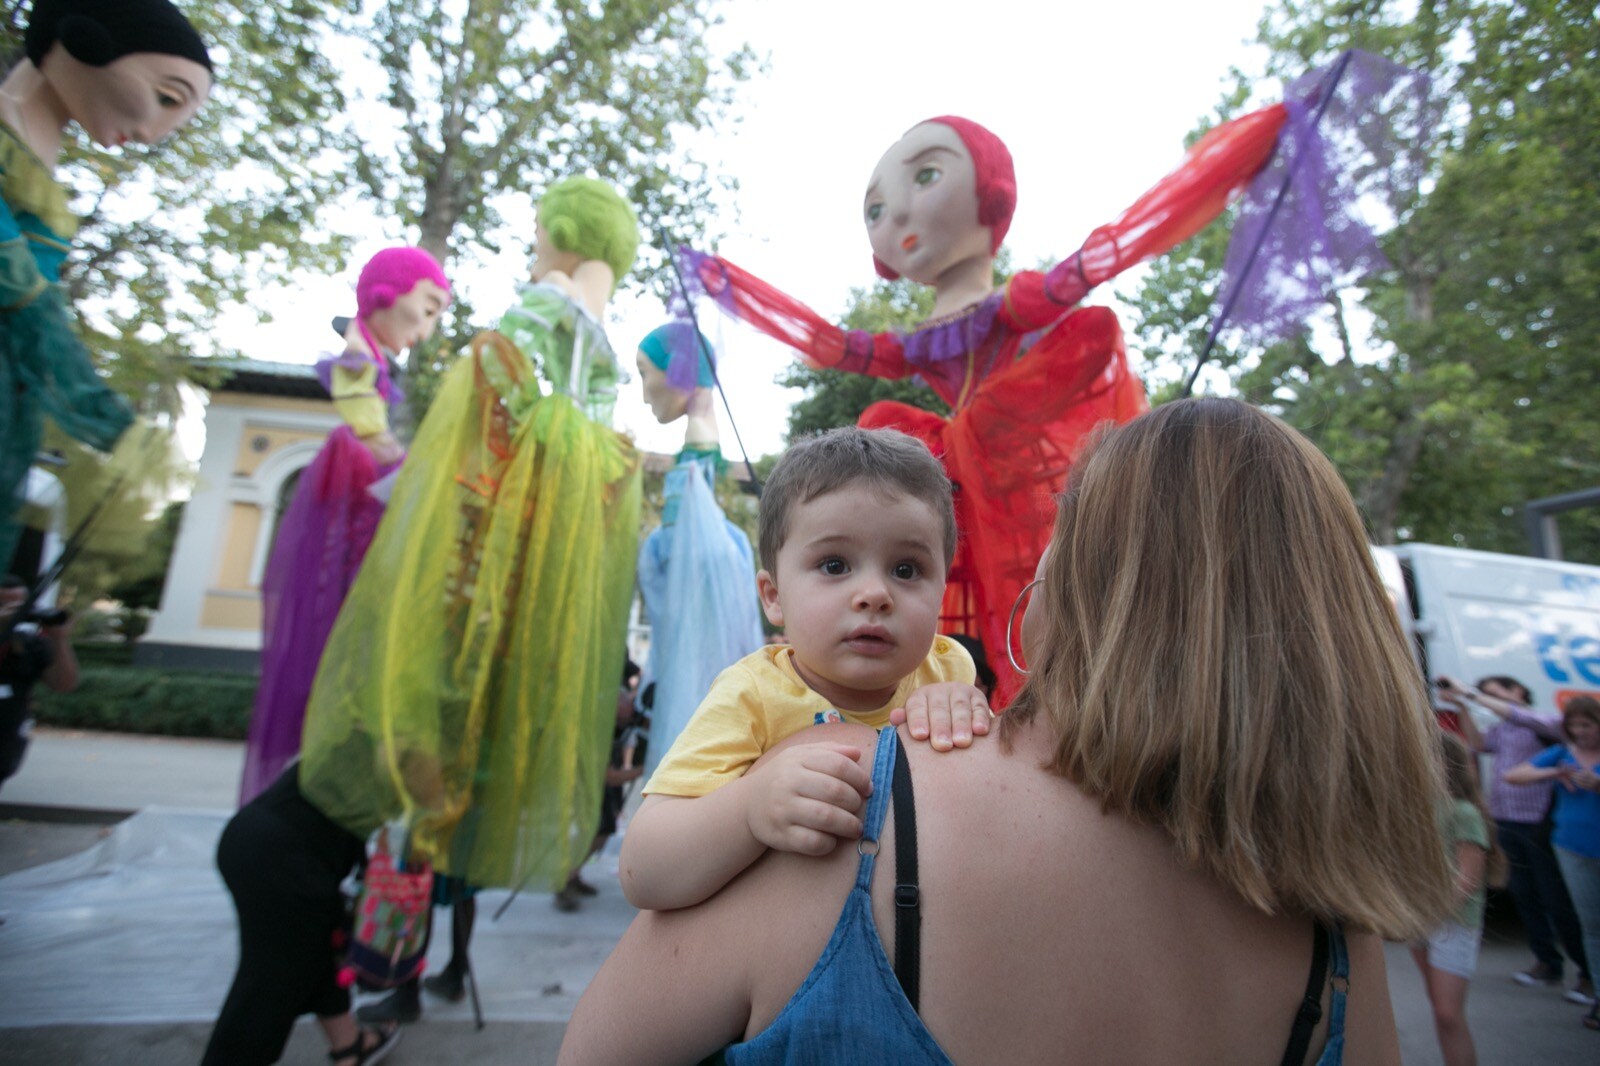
left=757, top=484, right=946, bottom=712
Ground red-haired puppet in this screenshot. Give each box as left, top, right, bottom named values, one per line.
left=685, top=105, right=1288, bottom=701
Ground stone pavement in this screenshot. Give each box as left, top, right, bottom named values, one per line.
left=2, top=728, right=1597, bottom=1064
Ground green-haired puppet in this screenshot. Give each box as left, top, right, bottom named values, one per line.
left=300, top=177, right=646, bottom=915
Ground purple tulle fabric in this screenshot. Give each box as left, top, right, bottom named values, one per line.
left=238, top=348, right=404, bottom=805
left=1214, top=50, right=1432, bottom=348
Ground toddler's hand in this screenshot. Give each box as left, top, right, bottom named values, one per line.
left=890, top=682, right=992, bottom=752
left=746, top=743, right=871, bottom=856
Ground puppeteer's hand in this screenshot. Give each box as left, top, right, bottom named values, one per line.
left=745, top=743, right=871, bottom=856
left=890, top=682, right=992, bottom=752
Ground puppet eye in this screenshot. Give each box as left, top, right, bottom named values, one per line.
left=865, top=203, right=884, bottom=223
left=914, top=166, right=941, bottom=187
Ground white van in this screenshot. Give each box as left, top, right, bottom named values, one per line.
left=1373, top=543, right=1600, bottom=714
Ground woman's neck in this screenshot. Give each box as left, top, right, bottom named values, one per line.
left=925, top=251, right=995, bottom=322
left=0, top=62, right=68, bottom=169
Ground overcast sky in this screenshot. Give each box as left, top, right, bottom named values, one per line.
left=217, top=0, right=1277, bottom=462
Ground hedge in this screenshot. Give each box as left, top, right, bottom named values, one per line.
left=33, top=665, right=258, bottom=740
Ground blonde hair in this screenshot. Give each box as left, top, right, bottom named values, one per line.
left=1002, top=398, right=1454, bottom=939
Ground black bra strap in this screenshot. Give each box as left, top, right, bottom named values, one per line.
left=1280, top=921, right=1330, bottom=1066
left=891, top=736, right=921, bottom=1012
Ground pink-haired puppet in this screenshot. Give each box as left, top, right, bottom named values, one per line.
left=686, top=105, right=1287, bottom=702
left=238, top=246, right=450, bottom=804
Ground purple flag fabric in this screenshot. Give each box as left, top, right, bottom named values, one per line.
left=1214, top=50, right=1432, bottom=349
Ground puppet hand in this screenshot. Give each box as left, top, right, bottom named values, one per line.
left=890, top=682, right=992, bottom=752
left=696, top=256, right=729, bottom=296
left=362, top=431, right=404, bottom=467
left=746, top=743, right=870, bottom=856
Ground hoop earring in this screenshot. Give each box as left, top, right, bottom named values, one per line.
left=1007, top=578, right=1043, bottom=677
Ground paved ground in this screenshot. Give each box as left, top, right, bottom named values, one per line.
left=2, top=728, right=1596, bottom=1064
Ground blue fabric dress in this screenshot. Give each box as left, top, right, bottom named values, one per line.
left=636, top=454, right=763, bottom=777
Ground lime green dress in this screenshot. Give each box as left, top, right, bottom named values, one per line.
left=300, top=284, right=642, bottom=890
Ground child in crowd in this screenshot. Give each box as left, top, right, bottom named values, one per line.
left=620, top=427, right=990, bottom=910
left=1413, top=731, right=1500, bottom=1066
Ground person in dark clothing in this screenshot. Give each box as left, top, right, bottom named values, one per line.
left=0, top=573, right=76, bottom=788
left=203, top=765, right=399, bottom=1066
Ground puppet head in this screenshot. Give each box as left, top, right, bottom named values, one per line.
left=636, top=323, right=715, bottom=423
left=867, top=116, right=1016, bottom=283
left=533, top=177, right=640, bottom=291
left=356, top=246, right=451, bottom=354
left=23, top=0, right=213, bottom=151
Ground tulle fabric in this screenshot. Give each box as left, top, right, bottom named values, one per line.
left=299, top=330, right=642, bottom=891
left=860, top=305, right=1144, bottom=704
left=239, top=426, right=398, bottom=804
left=636, top=459, right=764, bottom=777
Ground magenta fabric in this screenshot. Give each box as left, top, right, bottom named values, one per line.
left=238, top=426, right=400, bottom=805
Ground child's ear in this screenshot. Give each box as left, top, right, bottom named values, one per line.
left=756, top=569, right=784, bottom=628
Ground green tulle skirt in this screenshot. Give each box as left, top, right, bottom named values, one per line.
left=300, top=332, right=642, bottom=890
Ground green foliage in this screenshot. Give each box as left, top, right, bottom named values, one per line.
left=349, top=0, right=757, bottom=423
left=1123, top=0, right=1600, bottom=559
left=3, top=3, right=361, bottom=413
left=4, top=1, right=753, bottom=424
left=32, top=665, right=257, bottom=739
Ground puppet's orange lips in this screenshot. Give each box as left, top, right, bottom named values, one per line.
left=901, top=234, right=919, bottom=251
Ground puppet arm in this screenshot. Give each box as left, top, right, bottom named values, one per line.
left=685, top=249, right=913, bottom=381
left=1022, top=103, right=1289, bottom=327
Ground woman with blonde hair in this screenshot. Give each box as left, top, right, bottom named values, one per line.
left=561, top=398, right=1454, bottom=1065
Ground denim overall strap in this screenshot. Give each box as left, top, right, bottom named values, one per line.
left=855, top=729, right=899, bottom=892
left=1312, top=924, right=1352, bottom=1066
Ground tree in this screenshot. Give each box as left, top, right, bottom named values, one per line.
left=3, top=2, right=360, bottom=412
left=4, top=1, right=753, bottom=420
left=346, top=0, right=756, bottom=417
left=1122, top=0, right=1600, bottom=561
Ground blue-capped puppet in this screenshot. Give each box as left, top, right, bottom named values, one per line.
left=0, top=0, right=212, bottom=565
left=634, top=323, right=764, bottom=776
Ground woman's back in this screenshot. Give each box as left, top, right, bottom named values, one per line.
left=728, top=723, right=1393, bottom=1065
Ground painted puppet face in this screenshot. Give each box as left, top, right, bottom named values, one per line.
left=367, top=279, right=449, bottom=353
left=863, top=122, right=992, bottom=286
left=636, top=350, right=690, bottom=424
left=42, top=48, right=211, bottom=150
left=757, top=484, right=946, bottom=713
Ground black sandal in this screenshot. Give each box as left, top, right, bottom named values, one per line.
left=329, top=1023, right=400, bottom=1065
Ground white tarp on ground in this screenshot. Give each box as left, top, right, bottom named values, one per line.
left=0, top=808, right=634, bottom=1027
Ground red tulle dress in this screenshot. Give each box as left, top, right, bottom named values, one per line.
left=689, top=103, right=1288, bottom=702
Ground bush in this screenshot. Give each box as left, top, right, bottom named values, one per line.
left=33, top=665, right=258, bottom=739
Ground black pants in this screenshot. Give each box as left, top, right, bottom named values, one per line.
left=1500, top=817, right=1590, bottom=979
left=201, top=803, right=352, bottom=1065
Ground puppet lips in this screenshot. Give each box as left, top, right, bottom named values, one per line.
left=901, top=234, right=919, bottom=252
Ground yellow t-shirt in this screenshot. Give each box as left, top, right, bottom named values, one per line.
left=644, top=636, right=975, bottom=798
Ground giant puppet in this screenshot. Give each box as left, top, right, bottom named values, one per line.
left=300, top=178, right=644, bottom=892
left=685, top=106, right=1297, bottom=701
left=633, top=324, right=763, bottom=774
left=239, top=247, right=451, bottom=804
left=0, top=0, right=211, bottom=567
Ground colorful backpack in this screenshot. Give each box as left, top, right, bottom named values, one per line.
left=340, top=849, right=433, bottom=990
